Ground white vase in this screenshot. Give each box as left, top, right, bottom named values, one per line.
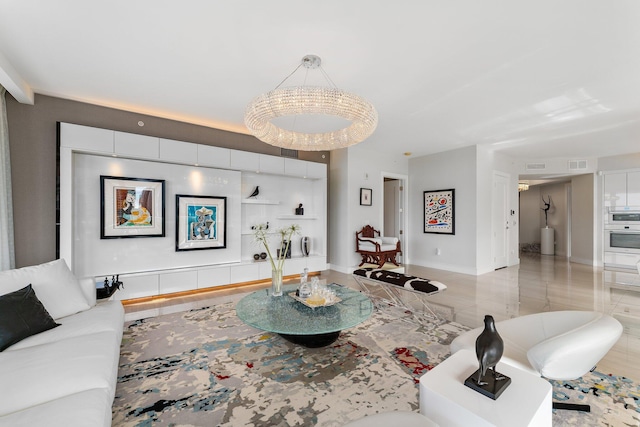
left=301, top=236, right=310, bottom=257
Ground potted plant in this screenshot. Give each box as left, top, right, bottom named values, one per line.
left=253, top=223, right=301, bottom=296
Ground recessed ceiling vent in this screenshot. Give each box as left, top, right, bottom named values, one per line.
left=525, top=162, right=546, bottom=171
left=568, top=160, right=588, bottom=170
left=280, top=148, right=299, bottom=159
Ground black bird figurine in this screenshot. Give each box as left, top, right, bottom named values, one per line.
left=248, top=186, right=259, bottom=198
left=475, top=315, right=505, bottom=386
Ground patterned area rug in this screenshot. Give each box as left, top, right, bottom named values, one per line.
left=113, top=300, right=640, bottom=426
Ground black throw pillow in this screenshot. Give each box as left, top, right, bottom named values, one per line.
left=0, top=284, right=60, bottom=351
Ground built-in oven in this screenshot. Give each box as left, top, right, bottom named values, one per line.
left=607, top=208, right=640, bottom=226
left=605, top=226, right=640, bottom=254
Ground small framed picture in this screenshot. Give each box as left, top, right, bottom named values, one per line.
left=176, top=194, right=227, bottom=251
left=100, top=176, right=165, bottom=239
left=360, top=188, right=372, bottom=206
left=424, top=189, right=455, bottom=235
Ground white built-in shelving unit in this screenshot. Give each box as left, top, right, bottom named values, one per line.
left=59, top=123, right=327, bottom=301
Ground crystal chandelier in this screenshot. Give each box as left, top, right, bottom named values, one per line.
left=244, top=55, right=378, bottom=151
left=518, top=182, right=530, bottom=192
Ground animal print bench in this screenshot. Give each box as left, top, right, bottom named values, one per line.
left=353, top=268, right=447, bottom=324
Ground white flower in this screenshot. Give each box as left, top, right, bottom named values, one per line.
left=252, top=223, right=301, bottom=271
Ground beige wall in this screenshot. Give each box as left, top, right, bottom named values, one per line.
left=6, top=94, right=328, bottom=268
left=570, top=174, right=595, bottom=265
left=538, top=182, right=569, bottom=257
left=519, top=186, right=542, bottom=245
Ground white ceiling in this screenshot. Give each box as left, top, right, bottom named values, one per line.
left=1, top=1, right=639, bottom=160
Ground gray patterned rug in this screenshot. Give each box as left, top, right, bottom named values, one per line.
left=113, top=299, right=640, bottom=426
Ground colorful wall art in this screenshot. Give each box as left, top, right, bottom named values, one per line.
left=175, top=194, right=227, bottom=251
left=423, top=189, right=455, bottom=234
left=100, top=176, right=165, bottom=239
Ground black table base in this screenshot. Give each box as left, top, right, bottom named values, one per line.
left=279, top=331, right=341, bottom=348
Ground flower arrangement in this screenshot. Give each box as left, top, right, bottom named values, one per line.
left=252, top=223, right=301, bottom=272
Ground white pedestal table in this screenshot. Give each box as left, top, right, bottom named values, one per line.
left=419, top=349, right=552, bottom=427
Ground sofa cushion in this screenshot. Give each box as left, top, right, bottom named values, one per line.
left=6, top=300, right=124, bottom=351
left=0, top=259, right=90, bottom=320
left=0, top=331, right=121, bottom=416
left=0, top=388, right=113, bottom=427
left=359, top=241, right=397, bottom=252
left=0, top=284, right=60, bottom=351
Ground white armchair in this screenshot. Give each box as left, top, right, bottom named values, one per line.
left=355, top=225, right=401, bottom=268
left=450, top=311, right=623, bottom=411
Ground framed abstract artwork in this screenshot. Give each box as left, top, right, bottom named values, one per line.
left=360, top=188, right=372, bottom=206
left=175, top=194, right=227, bottom=251
left=100, top=176, right=165, bottom=239
left=424, top=189, right=455, bottom=235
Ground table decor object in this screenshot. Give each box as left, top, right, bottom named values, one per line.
left=253, top=223, right=300, bottom=296
left=289, top=292, right=341, bottom=308
left=464, top=314, right=511, bottom=399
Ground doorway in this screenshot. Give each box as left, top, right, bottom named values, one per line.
left=492, top=171, right=510, bottom=269
left=382, top=173, right=408, bottom=265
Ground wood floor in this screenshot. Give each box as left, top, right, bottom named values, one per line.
left=124, top=253, right=640, bottom=381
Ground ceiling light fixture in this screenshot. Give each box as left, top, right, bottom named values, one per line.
left=244, top=55, right=378, bottom=151
left=518, top=182, right=530, bottom=192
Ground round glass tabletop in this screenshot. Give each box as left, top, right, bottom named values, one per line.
left=235, top=283, right=373, bottom=336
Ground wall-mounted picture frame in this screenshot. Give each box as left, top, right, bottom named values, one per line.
left=360, top=188, right=372, bottom=206
left=100, top=176, right=165, bottom=239
left=424, top=188, right=455, bottom=235
left=175, top=194, right=227, bottom=251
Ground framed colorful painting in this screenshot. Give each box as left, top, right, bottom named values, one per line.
left=100, top=176, right=165, bottom=239
left=175, top=194, right=227, bottom=251
left=423, top=189, right=455, bottom=235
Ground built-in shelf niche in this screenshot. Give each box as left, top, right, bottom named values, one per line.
left=59, top=122, right=328, bottom=301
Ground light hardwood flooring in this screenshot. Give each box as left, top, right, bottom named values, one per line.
left=124, top=253, right=640, bottom=381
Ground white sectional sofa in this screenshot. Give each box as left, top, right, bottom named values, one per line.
left=0, top=259, right=124, bottom=427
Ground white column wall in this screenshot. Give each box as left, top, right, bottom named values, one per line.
left=328, top=144, right=408, bottom=273
left=571, top=174, right=595, bottom=265
left=519, top=186, right=542, bottom=245
left=409, top=146, right=478, bottom=274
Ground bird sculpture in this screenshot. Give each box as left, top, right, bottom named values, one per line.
left=248, top=186, right=259, bottom=198
left=475, top=315, right=505, bottom=386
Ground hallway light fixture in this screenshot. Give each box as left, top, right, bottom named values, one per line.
left=244, top=55, right=378, bottom=151
left=518, top=181, right=530, bottom=192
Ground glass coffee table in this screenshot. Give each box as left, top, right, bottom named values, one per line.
left=235, top=283, right=373, bottom=347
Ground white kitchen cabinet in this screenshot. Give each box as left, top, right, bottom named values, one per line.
left=604, top=173, right=627, bottom=208
left=115, top=132, right=160, bottom=159
left=604, top=171, right=640, bottom=208
left=259, top=154, right=285, bottom=175
left=627, top=171, right=640, bottom=207
left=197, top=145, right=231, bottom=169
left=160, top=138, right=198, bottom=164
left=230, top=150, right=259, bottom=172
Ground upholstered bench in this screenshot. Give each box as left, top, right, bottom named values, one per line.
left=353, top=268, right=447, bottom=323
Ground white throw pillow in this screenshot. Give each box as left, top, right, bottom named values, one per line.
left=0, top=259, right=91, bottom=320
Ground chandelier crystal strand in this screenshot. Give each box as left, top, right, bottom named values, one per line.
left=244, top=56, right=378, bottom=151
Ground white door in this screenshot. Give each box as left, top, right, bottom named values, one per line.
left=493, top=172, right=509, bottom=269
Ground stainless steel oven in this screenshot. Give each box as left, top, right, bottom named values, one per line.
left=605, top=226, right=640, bottom=254
left=607, top=208, right=640, bottom=226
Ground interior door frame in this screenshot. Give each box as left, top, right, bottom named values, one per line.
left=381, top=171, right=409, bottom=265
